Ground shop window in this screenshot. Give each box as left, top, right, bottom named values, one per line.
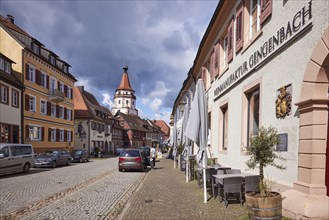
left=219, top=104, right=229, bottom=151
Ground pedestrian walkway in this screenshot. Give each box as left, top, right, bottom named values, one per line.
left=118, top=157, right=248, bottom=220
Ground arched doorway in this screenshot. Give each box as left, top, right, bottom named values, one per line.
left=296, top=27, right=329, bottom=196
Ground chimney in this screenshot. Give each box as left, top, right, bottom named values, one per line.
left=7, top=14, right=14, bottom=24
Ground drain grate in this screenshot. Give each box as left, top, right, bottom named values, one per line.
left=145, top=199, right=153, bottom=203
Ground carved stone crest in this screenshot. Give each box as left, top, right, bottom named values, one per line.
left=275, top=85, right=292, bottom=119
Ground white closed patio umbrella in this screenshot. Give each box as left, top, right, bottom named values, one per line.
left=180, top=102, right=190, bottom=182
left=185, top=79, right=208, bottom=203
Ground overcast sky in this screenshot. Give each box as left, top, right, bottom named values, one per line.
left=1, top=0, right=218, bottom=123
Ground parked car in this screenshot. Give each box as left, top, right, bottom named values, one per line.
left=0, top=143, right=34, bottom=175
left=118, top=149, right=147, bottom=172
left=139, top=146, right=151, bottom=166
left=70, top=149, right=90, bottom=163
left=34, top=150, right=72, bottom=168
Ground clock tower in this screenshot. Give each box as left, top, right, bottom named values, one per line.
left=111, top=65, right=138, bottom=116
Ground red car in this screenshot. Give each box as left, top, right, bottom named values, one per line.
left=118, top=149, right=147, bottom=172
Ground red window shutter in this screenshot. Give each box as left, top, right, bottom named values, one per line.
left=70, top=88, right=73, bottom=99
left=64, top=107, right=67, bottom=119
left=46, top=75, right=49, bottom=89
left=56, top=105, right=60, bottom=118
left=214, top=42, right=220, bottom=75
left=56, top=129, right=60, bottom=141
left=48, top=128, right=51, bottom=141
left=47, top=102, right=51, bottom=116
left=25, top=94, right=30, bottom=111
left=64, top=130, right=67, bottom=141
left=25, top=125, right=30, bottom=140
left=64, top=85, right=68, bottom=97
left=227, top=17, right=234, bottom=63
left=236, top=1, right=244, bottom=52
left=260, top=0, right=272, bottom=24
left=25, top=64, right=29, bottom=80
left=57, top=81, right=60, bottom=90
left=41, top=127, right=45, bottom=141
left=211, top=51, right=216, bottom=82
left=35, top=69, right=40, bottom=85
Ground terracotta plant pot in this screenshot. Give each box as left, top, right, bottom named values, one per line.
left=245, top=192, right=282, bottom=220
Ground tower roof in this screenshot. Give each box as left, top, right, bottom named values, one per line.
left=116, top=65, right=134, bottom=92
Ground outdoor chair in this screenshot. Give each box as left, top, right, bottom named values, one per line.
left=243, top=175, right=260, bottom=195
left=196, top=167, right=203, bottom=188
left=218, top=176, right=243, bottom=207
left=226, top=169, right=241, bottom=174
left=212, top=169, right=224, bottom=198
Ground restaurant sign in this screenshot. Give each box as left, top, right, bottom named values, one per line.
left=214, top=1, right=313, bottom=99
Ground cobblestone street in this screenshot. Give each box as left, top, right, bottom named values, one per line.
left=0, top=157, right=145, bottom=220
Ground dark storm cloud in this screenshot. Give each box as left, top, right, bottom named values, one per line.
left=0, top=0, right=218, bottom=119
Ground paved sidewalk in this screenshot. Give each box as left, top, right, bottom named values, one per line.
left=118, top=157, right=248, bottom=220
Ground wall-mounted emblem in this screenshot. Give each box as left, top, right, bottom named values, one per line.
left=275, top=84, right=292, bottom=119
left=78, top=121, right=87, bottom=139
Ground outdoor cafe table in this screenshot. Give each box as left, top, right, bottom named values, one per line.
left=196, top=165, right=231, bottom=188
left=211, top=172, right=259, bottom=197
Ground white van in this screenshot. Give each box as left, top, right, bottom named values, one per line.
left=0, top=143, right=34, bottom=175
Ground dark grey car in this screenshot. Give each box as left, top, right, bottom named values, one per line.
left=34, top=150, right=72, bottom=168
left=70, top=149, right=90, bottom=163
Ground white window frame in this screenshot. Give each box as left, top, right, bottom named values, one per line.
left=51, top=128, right=56, bottom=142
left=51, top=103, right=56, bottom=117
left=4, top=61, right=10, bottom=73
left=29, top=125, right=41, bottom=141
left=40, top=72, right=47, bottom=88
left=40, top=99, right=47, bottom=115
left=59, top=129, right=64, bottom=141
left=29, top=95, right=36, bottom=112
left=67, top=109, right=72, bottom=121
left=59, top=82, right=64, bottom=93
left=12, top=90, right=18, bottom=107
left=67, top=86, right=72, bottom=98
left=0, top=84, right=8, bottom=104
left=0, top=57, right=4, bottom=70
left=223, top=36, right=228, bottom=69
left=67, top=130, right=71, bottom=142
left=249, top=0, right=261, bottom=39
left=50, top=77, right=56, bottom=92
left=59, top=105, right=64, bottom=119
left=28, top=65, right=36, bottom=83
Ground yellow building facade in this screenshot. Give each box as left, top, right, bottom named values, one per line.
left=0, top=15, right=76, bottom=152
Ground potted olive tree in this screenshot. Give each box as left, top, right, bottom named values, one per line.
left=245, top=126, right=286, bottom=219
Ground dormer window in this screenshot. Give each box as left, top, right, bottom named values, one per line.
left=63, top=65, right=68, bottom=73
left=1, top=58, right=11, bottom=74
left=49, top=56, right=55, bottom=65
left=31, top=43, right=40, bottom=55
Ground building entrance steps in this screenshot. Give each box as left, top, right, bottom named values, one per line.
left=118, top=156, right=249, bottom=220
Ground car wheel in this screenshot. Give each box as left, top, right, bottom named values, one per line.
left=119, top=168, right=122, bottom=172
left=23, top=163, right=30, bottom=173
left=66, top=159, right=71, bottom=166
left=52, top=161, right=57, bottom=168
left=79, top=158, right=83, bottom=163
